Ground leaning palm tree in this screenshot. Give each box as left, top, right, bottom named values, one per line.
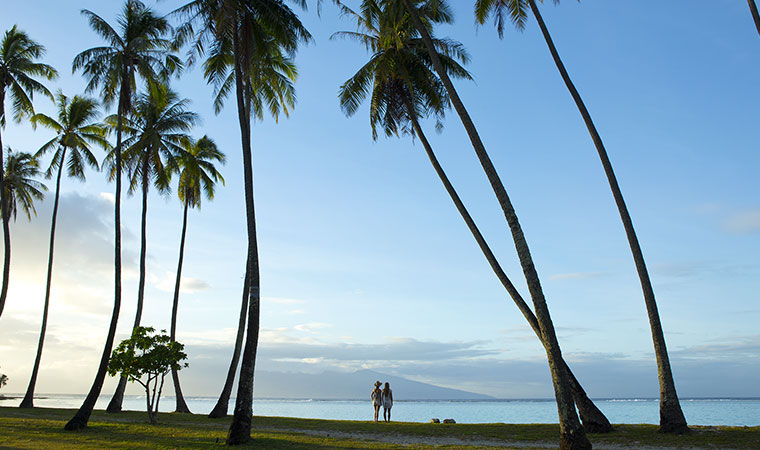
left=0, top=26, right=57, bottom=319
left=173, top=1, right=309, bottom=441
left=475, top=0, right=687, bottom=433
left=339, top=0, right=609, bottom=433
left=65, top=0, right=179, bottom=430
left=395, top=1, right=588, bottom=447
left=104, top=81, right=199, bottom=412
left=749, top=0, right=760, bottom=37
left=18, top=92, right=108, bottom=409
left=168, top=135, right=225, bottom=414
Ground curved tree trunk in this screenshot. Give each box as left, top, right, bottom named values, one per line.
left=0, top=112, right=11, bottom=319
left=20, top=147, right=67, bottom=409
left=527, top=0, right=686, bottom=434
left=208, top=256, right=250, bottom=418
left=749, top=0, right=760, bottom=37
left=170, top=199, right=192, bottom=413
left=227, top=25, right=262, bottom=445
left=107, top=156, right=150, bottom=413
left=404, top=97, right=609, bottom=433
left=64, top=82, right=126, bottom=431
left=401, top=2, right=589, bottom=447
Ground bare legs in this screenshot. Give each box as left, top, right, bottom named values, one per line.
left=373, top=404, right=380, bottom=422
left=383, top=406, right=391, bottom=422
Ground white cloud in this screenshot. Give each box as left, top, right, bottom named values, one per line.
left=723, top=208, right=760, bottom=234
left=99, top=192, right=115, bottom=204
left=152, top=271, right=210, bottom=294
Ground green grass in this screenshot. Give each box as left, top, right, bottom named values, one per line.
left=1, top=406, right=758, bottom=448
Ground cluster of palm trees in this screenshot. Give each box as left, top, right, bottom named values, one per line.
left=0, top=0, right=226, bottom=429
left=6, top=0, right=752, bottom=447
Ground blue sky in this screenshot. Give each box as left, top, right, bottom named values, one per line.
left=1, top=0, right=758, bottom=401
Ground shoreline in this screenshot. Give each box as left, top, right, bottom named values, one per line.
left=2, top=405, right=759, bottom=449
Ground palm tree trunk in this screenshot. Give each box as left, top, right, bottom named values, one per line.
left=401, top=2, right=589, bottom=447
left=227, top=24, right=262, bottom=445
left=527, top=0, right=687, bottom=434
left=0, top=112, right=11, bottom=319
left=208, top=257, right=250, bottom=418
left=19, top=148, right=67, bottom=409
left=170, top=199, right=192, bottom=413
left=403, top=96, right=609, bottom=433
left=749, top=0, right=760, bottom=37
left=64, top=82, right=126, bottom=430
left=107, top=155, right=150, bottom=413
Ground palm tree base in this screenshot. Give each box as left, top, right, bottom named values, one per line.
left=63, top=415, right=87, bottom=431
left=559, top=428, right=592, bottom=450
left=226, top=424, right=252, bottom=445
left=208, top=405, right=228, bottom=419
left=581, top=419, right=613, bottom=434
left=18, top=398, right=34, bottom=408
left=659, top=422, right=690, bottom=434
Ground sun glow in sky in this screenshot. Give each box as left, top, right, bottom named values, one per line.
left=1, top=0, right=758, bottom=400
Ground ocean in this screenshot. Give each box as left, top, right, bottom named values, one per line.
left=1, top=395, right=758, bottom=426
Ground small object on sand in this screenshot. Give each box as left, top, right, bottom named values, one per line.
left=430, top=418, right=440, bottom=423
left=443, top=418, right=456, bottom=424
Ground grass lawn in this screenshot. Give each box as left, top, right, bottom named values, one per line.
left=1, top=406, right=758, bottom=448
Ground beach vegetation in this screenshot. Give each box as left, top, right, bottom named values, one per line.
left=106, top=326, right=188, bottom=425
left=66, top=0, right=179, bottom=428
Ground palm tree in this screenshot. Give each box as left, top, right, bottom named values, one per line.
left=396, top=1, right=588, bottom=447
left=0, top=26, right=57, bottom=319
left=18, top=92, right=108, bottom=409
left=340, top=0, right=605, bottom=438
left=2, top=150, right=47, bottom=293
left=65, top=0, right=178, bottom=430
left=173, top=1, right=309, bottom=440
left=104, top=81, right=199, bottom=412
left=168, top=135, right=225, bottom=414
left=749, top=0, right=760, bottom=37
left=474, top=0, right=688, bottom=433
left=3, top=149, right=47, bottom=221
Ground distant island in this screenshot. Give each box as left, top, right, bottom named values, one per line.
left=252, top=369, right=493, bottom=401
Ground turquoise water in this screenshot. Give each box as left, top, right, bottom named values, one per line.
left=2, top=395, right=758, bottom=426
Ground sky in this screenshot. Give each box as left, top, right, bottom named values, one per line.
left=0, top=0, right=758, bottom=402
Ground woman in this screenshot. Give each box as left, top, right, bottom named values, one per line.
left=382, top=382, right=393, bottom=422
left=371, top=381, right=382, bottom=422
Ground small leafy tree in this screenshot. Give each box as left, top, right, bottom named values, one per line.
left=107, top=327, right=187, bottom=424
left=0, top=367, right=7, bottom=390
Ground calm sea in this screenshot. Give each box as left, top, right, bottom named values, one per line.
left=1, top=395, right=758, bottom=426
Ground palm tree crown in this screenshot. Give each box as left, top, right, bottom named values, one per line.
left=117, top=82, right=199, bottom=196
left=2, top=149, right=46, bottom=221
left=176, top=135, right=225, bottom=209
left=336, top=0, right=470, bottom=139
left=32, top=92, right=108, bottom=179
left=0, top=25, right=58, bottom=125
left=73, top=0, right=180, bottom=115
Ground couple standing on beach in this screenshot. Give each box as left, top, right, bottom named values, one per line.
left=371, top=381, right=393, bottom=422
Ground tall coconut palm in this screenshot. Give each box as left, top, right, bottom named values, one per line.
left=396, top=1, right=588, bottom=447
left=749, top=0, right=760, bottom=37
left=18, top=93, right=107, bottom=409
left=173, top=1, right=309, bottom=440
left=65, top=0, right=179, bottom=430
left=0, top=26, right=57, bottom=319
left=475, top=0, right=687, bottom=433
left=168, top=135, right=225, bottom=414
left=104, top=81, right=199, bottom=412
left=339, top=0, right=609, bottom=433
